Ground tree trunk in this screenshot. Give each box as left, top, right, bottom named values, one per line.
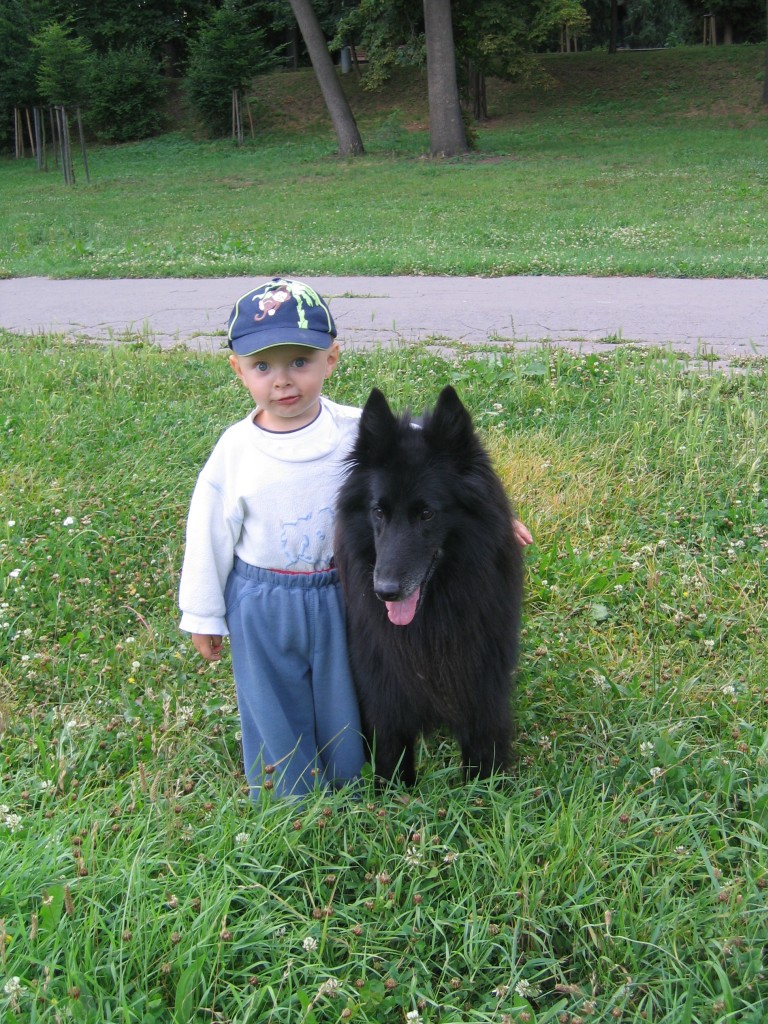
left=288, top=0, right=364, bottom=156
left=466, top=61, right=487, bottom=121
left=423, top=0, right=467, bottom=158
left=609, top=0, right=618, bottom=53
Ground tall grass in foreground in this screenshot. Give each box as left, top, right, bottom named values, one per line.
left=1, top=336, right=767, bottom=1023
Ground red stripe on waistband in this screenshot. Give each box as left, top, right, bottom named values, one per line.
left=270, top=565, right=335, bottom=576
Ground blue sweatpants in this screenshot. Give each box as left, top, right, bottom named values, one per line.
left=224, top=558, right=366, bottom=799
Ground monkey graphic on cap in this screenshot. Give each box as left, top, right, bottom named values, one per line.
left=253, top=285, right=291, bottom=322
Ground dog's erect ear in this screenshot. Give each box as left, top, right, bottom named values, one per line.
left=353, top=387, right=399, bottom=465
left=362, top=388, right=394, bottom=421
left=424, top=385, right=476, bottom=454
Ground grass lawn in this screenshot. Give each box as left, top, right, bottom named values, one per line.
left=0, top=45, right=766, bottom=279
left=1, top=336, right=767, bottom=1022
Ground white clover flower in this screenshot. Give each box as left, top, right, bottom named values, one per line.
left=406, top=1012, right=423, bottom=1023
left=176, top=704, right=194, bottom=726
left=649, top=766, right=663, bottom=781
left=302, top=936, right=318, bottom=952
left=6, top=520, right=15, bottom=527
left=404, top=845, right=422, bottom=867
left=235, top=832, right=249, bottom=845
left=492, top=984, right=510, bottom=998
left=316, top=977, right=339, bottom=997
left=3, top=977, right=24, bottom=996
left=515, top=978, right=532, bottom=998
left=8, top=569, right=20, bottom=578
left=722, top=684, right=736, bottom=697
left=4, top=814, right=22, bottom=832
left=640, top=741, right=654, bottom=757
left=62, top=516, right=75, bottom=527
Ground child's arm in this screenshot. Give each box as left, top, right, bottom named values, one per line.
left=180, top=470, right=235, bottom=654
left=514, top=519, right=533, bottom=547
left=191, top=633, right=224, bottom=662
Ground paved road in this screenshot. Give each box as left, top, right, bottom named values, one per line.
left=2, top=275, right=767, bottom=361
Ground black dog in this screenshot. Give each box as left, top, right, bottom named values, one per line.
left=334, top=386, right=523, bottom=785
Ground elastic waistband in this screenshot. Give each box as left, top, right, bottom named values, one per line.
left=232, top=557, right=339, bottom=589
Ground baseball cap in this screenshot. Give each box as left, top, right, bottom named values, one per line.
left=227, top=278, right=337, bottom=356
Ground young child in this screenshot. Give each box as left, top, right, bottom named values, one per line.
left=180, top=276, right=533, bottom=800
left=179, top=277, right=366, bottom=799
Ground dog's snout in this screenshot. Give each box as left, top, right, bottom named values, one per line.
left=374, top=580, right=402, bottom=602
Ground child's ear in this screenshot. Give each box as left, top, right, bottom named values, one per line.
left=229, top=354, right=244, bottom=380
left=324, top=342, right=341, bottom=378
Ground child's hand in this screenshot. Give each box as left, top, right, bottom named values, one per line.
left=191, top=633, right=223, bottom=662
left=514, top=519, right=534, bottom=547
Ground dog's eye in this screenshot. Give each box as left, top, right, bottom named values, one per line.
left=372, top=506, right=384, bottom=520
left=420, top=508, right=434, bottom=521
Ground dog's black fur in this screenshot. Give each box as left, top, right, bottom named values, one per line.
left=334, top=386, right=523, bottom=785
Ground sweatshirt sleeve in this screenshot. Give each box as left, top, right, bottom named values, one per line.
left=178, top=472, right=240, bottom=637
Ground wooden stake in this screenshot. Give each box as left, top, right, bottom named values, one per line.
left=50, top=107, right=59, bottom=170
left=25, top=107, right=34, bottom=152
left=14, top=107, right=22, bottom=158
left=76, top=107, right=90, bottom=184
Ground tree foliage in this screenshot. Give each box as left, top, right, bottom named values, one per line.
left=66, top=0, right=213, bottom=67
left=679, top=0, right=765, bottom=43
left=331, top=0, right=425, bottom=89
left=0, top=0, right=44, bottom=118
left=32, top=21, right=92, bottom=106
left=86, top=47, right=167, bottom=142
left=185, top=0, right=278, bottom=136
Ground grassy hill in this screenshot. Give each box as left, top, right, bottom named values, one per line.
left=252, top=44, right=765, bottom=133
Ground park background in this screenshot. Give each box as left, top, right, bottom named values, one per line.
left=2, top=1, right=768, bottom=1022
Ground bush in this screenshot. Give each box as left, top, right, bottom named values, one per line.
left=185, top=0, right=277, bottom=137
left=86, top=47, right=166, bottom=142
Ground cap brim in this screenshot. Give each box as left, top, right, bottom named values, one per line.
left=228, top=326, right=335, bottom=356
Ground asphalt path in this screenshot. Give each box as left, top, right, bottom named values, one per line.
left=2, top=275, right=767, bottom=362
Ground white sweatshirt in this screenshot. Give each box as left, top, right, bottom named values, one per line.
left=179, top=398, right=361, bottom=637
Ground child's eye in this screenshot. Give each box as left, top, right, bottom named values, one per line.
left=255, top=361, right=269, bottom=372
left=293, top=358, right=307, bottom=368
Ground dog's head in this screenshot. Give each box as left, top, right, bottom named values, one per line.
left=346, top=386, right=487, bottom=626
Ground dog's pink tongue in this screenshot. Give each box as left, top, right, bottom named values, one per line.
left=386, top=589, right=420, bottom=626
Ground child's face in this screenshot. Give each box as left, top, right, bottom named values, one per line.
left=230, top=343, right=340, bottom=432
